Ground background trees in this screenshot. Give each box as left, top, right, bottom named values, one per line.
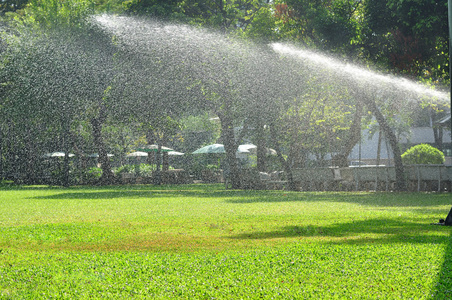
left=363, top=0, right=448, bottom=80
left=0, top=0, right=449, bottom=190
left=1, top=0, right=118, bottom=184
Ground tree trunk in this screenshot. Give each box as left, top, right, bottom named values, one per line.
left=62, top=120, right=71, bottom=187
left=270, top=123, right=297, bottom=191
left=91, top=105, right=115, bottom=184
left=218, top=113, right=240, bottom=189
left=376, top=130, right=382, bottom=166
left=70, top=131, right=88, bottom=184
left=431, top=109, right=444, bottom=151
left=6, top=120, right=14, bottom=180
left=433, top=126, right=444, bottom=152
left=155, top=144, right=162, bottom=185
left=332, top=102, right=363, bottom=167
left=145, top=131, right=155, bottom=167
left=162, top=152, right=169, bottom=171
left=255, top=122, right=267, bottom=172
left=366, top=99, right=406, bottom=191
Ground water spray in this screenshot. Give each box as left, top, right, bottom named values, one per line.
left=270, top=43, right=449, bottom=102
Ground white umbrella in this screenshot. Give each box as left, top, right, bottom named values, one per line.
left=136, top=145, right=174, bottom=152
left=43, top=152, right=75, bottom=158
left=192, top=144, right=251, bottom=154
left=126, top=151, right=148, bottom=157
left=87, top=153, right=114, bottom=158
left=238, top=144, right=255, bottom=153
left=168, top=151, right=184, bottom=156
left=238, top=144, right=277, bottom=155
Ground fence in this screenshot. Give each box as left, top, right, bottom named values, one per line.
left=291, top=165, right=452, bottom=192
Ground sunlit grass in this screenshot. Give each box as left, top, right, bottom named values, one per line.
left=1, top=183, right=452, bottom=298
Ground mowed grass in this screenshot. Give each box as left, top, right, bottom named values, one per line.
left=1, top=183, right=452, bottom=299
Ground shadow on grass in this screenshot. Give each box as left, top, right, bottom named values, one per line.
left=229, top=217, right=451, bottom=246
left=431, top=219, right=452, bottom=299
left=228, top=215, right=452, bottom=298
left=226, top=191, right=452, bottom=207
left=19, top=184, right=452, bottom=208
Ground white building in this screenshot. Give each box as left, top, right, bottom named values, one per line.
left=349, top=126, right=452, bottom=166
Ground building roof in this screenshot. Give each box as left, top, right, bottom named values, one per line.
left=436, top=114, right=451, bottom=126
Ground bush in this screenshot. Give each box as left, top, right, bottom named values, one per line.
left=115, top=164, right=147, bottom=176
left=114, top=164, right=174, bottom=177
left=401, top=144, right=445, bottom=165
left=75, top=167, right=102, bottom=184
left=86, top=167, right=103, bottom=182
left=138, top=163, right=154, bottom=177
left=115, top=164, right=135, bottom=175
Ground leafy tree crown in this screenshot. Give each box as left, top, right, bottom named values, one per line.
left=401, top=144, right=445, bottom=165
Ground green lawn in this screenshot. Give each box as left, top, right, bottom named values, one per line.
left=1, top=183, right=452, bottom=299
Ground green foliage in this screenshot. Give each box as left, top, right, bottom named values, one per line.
left=205, top=164, right=219, bottom=170
left=401, top=143, right=445, bottom=165
left=114, top=164, right=139, bottom=177
left=180, top=114, right=220, bottom=134
left=85, top=166, right=103, bottom=182
left=137, top=163, right=155, bottom=176
left=24, top=0, right=94, bottom=29
left=186, top=154, right=221, bottom=179
left=73, top=166, right=103, bottom=184
left=242, top=5, right=278, bottom=42
left=123, top=0, right=180, bottom=17
left=363, top=0, right=448, bottom=83
left=1, top=0, right=449, bottom=188
left=281, top=0, right=363, bottom=53
left=115, top=163, right=173, bottom=177
left=0, top=0, right=28, bottom=14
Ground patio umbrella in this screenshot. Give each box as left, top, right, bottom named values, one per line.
left=192, top=144, right=251, bottom=154
left=136, top=144, right=174, bottom=152
left=126, top=151, right=148, bottom=157
left=87, top=153, right=114, bottom=158
left=168, top=151, right=184, bottom=156
left=192, top=144, right=226, bottom=154
left=238, top=144, right=277, bottom=155
left=42, top=152, right=75, bottom=158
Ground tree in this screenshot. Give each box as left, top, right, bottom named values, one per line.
left=0, top=0, right=28, bottom=14
left=365, top=96, right=406, bottom=191
left=2, top=0, right=119, bottom=185
left=102, top=16, right=204, bottom=183
left=276, top=0, right=364, bottom=55
left=25, top=0, right=94, bottom=28
left=363, top=0, right=448, bottom=81
left=242, top=3, right=278, bottom=42
left=1, top=29, right=97, bottom=184
left=123, top=0, right=181, bottom=17
left=124, top=0, right=271, bottom=33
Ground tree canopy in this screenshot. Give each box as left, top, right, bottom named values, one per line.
left=0, top=0, right=449, bottom=190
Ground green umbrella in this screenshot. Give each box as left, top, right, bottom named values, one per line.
left=192, top=144, right=226, bottom=154
left=136, top=144, right=174, bottom=152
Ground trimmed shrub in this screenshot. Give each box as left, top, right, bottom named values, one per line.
left=114, top=164, right=174, bottom=177
left=86, top=167, right=103, bottom=181
left=401, top=144, right=445, bottom=165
